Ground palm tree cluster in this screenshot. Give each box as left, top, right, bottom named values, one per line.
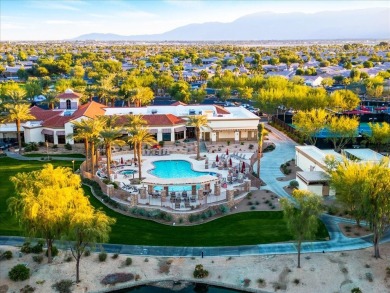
left=71, top=114, right=156, bottom=182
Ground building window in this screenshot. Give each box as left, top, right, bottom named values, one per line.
left=66, top=100, right=71, bottom=109
left=44, top=134, right=54, bottom=143
left=162, top=133, right=171, bottom=141
left=175, top=131, right=184, bottom=140
left=57, top=135, right=65, bottom=144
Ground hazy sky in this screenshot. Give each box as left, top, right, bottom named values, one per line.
left=1, top=0, right=388, bottom=40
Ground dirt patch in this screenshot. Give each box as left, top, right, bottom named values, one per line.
left=277, top=159, right=302, bottom=182
left=339, top=223, right=371, bottom=238
left=234, top=189, right=281, bottom=212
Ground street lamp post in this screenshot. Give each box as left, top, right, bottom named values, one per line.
left=46, top=141, right=49, bottom=161
left=72, top=160, right=75, bottom=173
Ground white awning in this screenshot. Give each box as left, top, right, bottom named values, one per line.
left=41, top=129, right=54, bottom=135
left=56, top=131, right=65, bottom=136
left=142, top=175, right=218, bottom=186
left=148, top=129, right=158, bottom=134
left=174, top=126, right=186, bottom=132
left=162, top=128, right=172, bottom=133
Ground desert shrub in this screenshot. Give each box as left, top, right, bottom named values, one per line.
left=45, top=246, right=58, bottom=258
left=84, top=249, right=91, bottom=257
left=8, top=264, right=30, bottom=281
left=219, top=205, right=229, bottom=214
left=1, top=250, right=12, bottom=260
left=125, top=257, right=132, bottom=266
left=289, top=180, right=299, bottom=189
left=178, top=217, right=183, bottom=224
left=31, top=241, right=44, bottom=254
left=52, top=279, right=73, bottom=293
left=20, top=285, right=35, bottom=293
left=144, top=258, right=149, bottom=262
left=32, top=255, right=43, bottom=264
left=255, top=201, right=260, bottom=205
left=365, top=272, right=373, bottom=282
left=65, top=255, right=73, bottom=262
left=293, top=278, right=300, bottom=285
left=135, top=274, right=141, bottom=281
left=243, top=278, right=251, bottom=287
left=98, top=252, right=107, bottom=262
left=159, top=263, right=170, bottom=274
left=247, top=201, right=253, bottom=205
left=112, top=253, right=119, bottom=259
left=101, top=273, right=134, bottom=285
left=193, top=264, right=209, bottom=279
left=21, top=242, right=32, bottom=254
left=52, top=144, right=58, bottom=149
left=64, top=143, right=72, bottom=150
left=257, top=278, right=266, bottom=287
left=351, top=288, right=362, bottom=293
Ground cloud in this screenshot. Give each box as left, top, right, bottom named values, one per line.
left=44, top=20, right=92, bottom=25
left=29, top=1, right=81, bottom=11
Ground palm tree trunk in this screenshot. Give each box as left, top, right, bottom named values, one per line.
left=196, top=127, right=200, bottom=160
left=91, top=141, right=95, bottom=176
left=84, top=140, right=89, bottom=172
left=137, top=144, right=142, bottom=181
left=106, top=143, right=111, bottom=181
left=297, top=241, right=301, bottom=268
left=16, top=119, right=22, bottom=154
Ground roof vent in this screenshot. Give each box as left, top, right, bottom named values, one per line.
left=64, top=89, right=74, bottom=94
left=189, top=109, right=196, bottom=115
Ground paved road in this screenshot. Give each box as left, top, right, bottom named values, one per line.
left=0, top=129, right=387, bottom=257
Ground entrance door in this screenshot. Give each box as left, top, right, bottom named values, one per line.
left=204, top=132, right=210, bottom=141
left=322, top=184, right=330, bottom=196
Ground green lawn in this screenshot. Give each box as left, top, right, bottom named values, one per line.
left=23, top=153, right=86, bottom=158
left=0, top=157, right=329, bottom=246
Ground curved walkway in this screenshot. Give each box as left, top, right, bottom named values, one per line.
left=1, top=131, right=388, bottom=257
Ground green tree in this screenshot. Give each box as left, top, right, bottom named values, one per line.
left=256, top=123, right=265, bottom=180
left=9, top=164, right=83, bottom=263
left=130, top=86, right=154, bottom=107
left=329, top=159, right=390, bottom=258
left=187, top=115, right=208, bottom=160
left=128, top=128, right=156, bottom=181
left=1, top=103, right=35, bottom=153
left=66, top=193, right=115, bottom=282
left=280, top=190, right=323, bottom=268
left=293, top=109, right=329, bottom=145
left=125, top=114, right=147, bottom=161
left=368, top=122, right=390, bottom=152
left=25, top=79, right=42, bottom=101
left=327, top=115, right=359, bottom=151
left=328, top=90, right=360, bottom=112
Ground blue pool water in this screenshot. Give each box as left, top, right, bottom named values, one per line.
left=111, top=283, right=242, bottom=293
left=119, top=170, right=137, bottom=175
left=150, top=160, right=217, bottom=191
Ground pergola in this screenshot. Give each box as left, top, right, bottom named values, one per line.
left=141, top=175, right=219, bottom=195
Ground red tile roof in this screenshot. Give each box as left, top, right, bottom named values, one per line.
left=57, top=91, right=82, bottom=100
left=42, top=115, right=72, bottom=128
left=116, top=114, right=185, bottom=127
left=72, top=101, right=105, bottom=120
left=171, top=101, right=187, bottom=106
left=143, top=114, right=186, bottom=126
left=30, top=106, right=61, bottom=121
left=214, top=105, right=230, bottom=115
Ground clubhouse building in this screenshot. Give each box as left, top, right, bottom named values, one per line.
left=0, top=89, right=260, bottom=146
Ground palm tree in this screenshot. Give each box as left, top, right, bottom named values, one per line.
left=130, top=87, right=154, bottom=107
left=99, top=127, right=124, bottom=180
left=125, top=114, right=147, bottom=160
left=128, top=128, right=156, bottom=181
left=87, top=118, right=105, bottom=176
left=256, top=123, right=265, bottom=181
left=70, top=119, right=92, bottom=171
left=1, top=103, right=35, bottom=153
left=187, top=115, right=208, bottom=160
left=5, top=87, right=28, bottom=104
left=43, top=90, right=59, bottom=109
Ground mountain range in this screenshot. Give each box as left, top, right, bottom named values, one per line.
left=73, top=8, right=390, bottom=41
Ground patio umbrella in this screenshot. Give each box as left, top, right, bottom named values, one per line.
left=121, top=157, right=124, bottom=164
left=216, top=155, right=219, bottom=162
left=241, top=162, right=246, bottom=173
left=226, top=149, right=229, bottom=155
left=229, top=158, right=232, bottom=167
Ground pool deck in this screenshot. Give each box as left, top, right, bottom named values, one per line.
left=100, top=151, right=255, bottom=211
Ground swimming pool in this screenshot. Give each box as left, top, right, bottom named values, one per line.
left=119, top=169, right=137, bottom=175
left=150, top=160, right=218, bottom=191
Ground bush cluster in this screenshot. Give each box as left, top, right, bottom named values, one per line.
left=188, top=205, right=229, bottom=223
left=129, top=207, right=173, bottom=222
left=193, top=264, right=209, bottom=279
left=280, top=163, right=292, bottom=175
left=24, top=142, right=39, bottom=152
left=1, top=250, right=13, bottom=260
left=32, top=255, right=43, bottom=264
left=98, top=252, right=107, bottom=262
left=64, top=143, right=72, bottom=150
left=82, top=179, right=121, bottom=209
left=9, top=264, right=30, bottom=281
left=101, top=273, right=134, bottom=285
left=125, top=257, right=132, bottom=266
left=52, top=279, right=73, bottom=293
left=21, top=241, right=44, bottom=254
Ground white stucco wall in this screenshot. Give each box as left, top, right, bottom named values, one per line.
left=295, top=151, right=327, bottom=172
left=24, top=128, right=44, bottom=144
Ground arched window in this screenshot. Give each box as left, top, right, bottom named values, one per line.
left=66, top=99, right=71, bottom=109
